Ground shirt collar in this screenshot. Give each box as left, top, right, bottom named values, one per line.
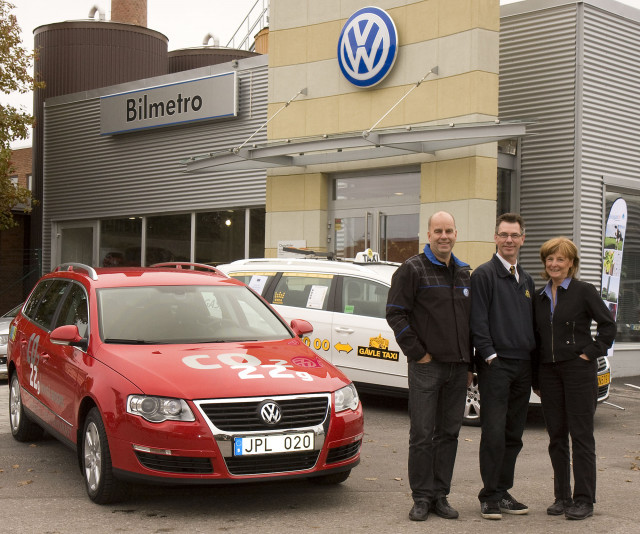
left=542, top=277, right=572, bottom=299
left=496, top=252, right=517, bottom=273
left=423, top=244, right=469, bottom=268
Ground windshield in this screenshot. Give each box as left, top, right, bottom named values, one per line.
left=97, top=285, right=292, bottom=344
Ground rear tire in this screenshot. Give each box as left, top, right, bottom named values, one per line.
left=9, top=373, right=44, bottom=441
left=82, top=407, right=129, bottom=504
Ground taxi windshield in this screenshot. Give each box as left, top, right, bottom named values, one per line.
left=97, top=285, right=291, bottom=344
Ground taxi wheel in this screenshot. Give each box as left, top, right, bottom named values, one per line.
left=9, top=373, right=44, bottom=442
left=463, top=373, right=481, bottom=427
left=82, top=407, right=129, bottom=504
left=309, top=469, right=351, bottom=485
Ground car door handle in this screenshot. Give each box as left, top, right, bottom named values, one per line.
left=335, top=327, right=355, bottom=334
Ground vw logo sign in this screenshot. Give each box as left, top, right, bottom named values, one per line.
left=337, top=7, right=398, bottom=88
left=259, top=401, right=282, bottom=425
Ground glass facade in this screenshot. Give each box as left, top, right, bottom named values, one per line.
left=96, top=208, right=265, bottom=268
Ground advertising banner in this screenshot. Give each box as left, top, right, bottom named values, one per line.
left=601, top=197, right=627, bottom=356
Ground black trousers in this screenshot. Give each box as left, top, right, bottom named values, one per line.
left=538, top=357, right=598, bottom=504
left=407, top=360, right=468, bottom=504
left=477, top=357, right=531, bottom=502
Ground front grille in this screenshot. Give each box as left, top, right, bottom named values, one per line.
left=598, top=383, right=610, bottom=400
left=135, top=451, right=213, bottom=474
left=597, top=356, right=607, bottom=372
left=225, top=450, right=320, bottom=475
left=199, top=396, right=329, bottom=432
left=326, top=440, right=361, bottom=464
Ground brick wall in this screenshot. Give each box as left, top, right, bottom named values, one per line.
left=9, top=146, right=32, bottom=189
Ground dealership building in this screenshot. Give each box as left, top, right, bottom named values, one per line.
left=28, top=0, right=640, bottom=376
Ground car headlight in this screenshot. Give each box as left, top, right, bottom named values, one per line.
left=334, top=383, right=359, bottom=412
left=0, top=334, right=8, bottom=345
left=127, top=395, right=195, bottom=423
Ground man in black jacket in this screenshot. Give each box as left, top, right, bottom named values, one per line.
left=386, top=211, right=472, bottom=522
left=470, top=212, right=535, bottom=520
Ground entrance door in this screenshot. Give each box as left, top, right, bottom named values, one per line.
left=56, top=222, right=98, bottom=266
left=330, top=170, right=420, bottom=262
left=333, top=209, right=418, bottom=263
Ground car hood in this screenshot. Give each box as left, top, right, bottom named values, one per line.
left=92, top=338, right=348, bottom=399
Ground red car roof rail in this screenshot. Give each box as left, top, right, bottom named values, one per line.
left=56, top=262, right=99, bottom=280
left=150, top=262, right=227, bottom=276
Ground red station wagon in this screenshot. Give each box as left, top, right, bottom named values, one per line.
left=7, top=263, right=363, bottom=503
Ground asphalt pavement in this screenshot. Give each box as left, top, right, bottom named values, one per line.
left=0, top=376, right=639, bottom=533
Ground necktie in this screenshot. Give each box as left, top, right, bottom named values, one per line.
left=510, top=265, right=516, bottom=276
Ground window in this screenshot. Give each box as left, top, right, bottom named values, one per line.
left=31, top=280, right=69, bottom=330
left=54, top=284, right=89, bottom=338
left=272, top=274, right=333, bottom=310
left=340, top=276, right=388, bottom=318
left=100, top=218, right=142, bottom=267
left=146, top=214, right=191, bottom=265
left=195, top=211, right=245, bottom=265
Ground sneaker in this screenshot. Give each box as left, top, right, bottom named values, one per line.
left=565, top=501, right=593, bottom=520
left=547, top=498, right=573, bottom=516
left=480, top=501, right=502, bottom=520
left=409, top=501, right=429, bottom=521
left=499, top=492, right=529, bottom=515
left=431, top=496, right=459, bottom=519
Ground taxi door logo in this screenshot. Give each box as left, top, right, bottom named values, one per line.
left=337, top=7, right=398, bottom=87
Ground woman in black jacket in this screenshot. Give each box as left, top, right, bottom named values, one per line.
left=533, top=237, right=616, bottom=521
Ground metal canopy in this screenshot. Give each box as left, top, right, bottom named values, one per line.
left=182, top=121, right=527, bottom=173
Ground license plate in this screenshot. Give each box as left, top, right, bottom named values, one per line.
left=234, top=433, right=314, bottom=456
left=598, top=371, right=610, bottom=387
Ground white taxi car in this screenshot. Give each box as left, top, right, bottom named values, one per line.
left=219, top=251, right=612, bottom=425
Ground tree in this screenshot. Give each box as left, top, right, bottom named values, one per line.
left=0, top=0, right=43, bottom=230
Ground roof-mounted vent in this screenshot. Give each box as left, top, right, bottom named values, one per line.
left=88, top=5, right=106, bottom=21
left=202, top=33, right=220, bottom=47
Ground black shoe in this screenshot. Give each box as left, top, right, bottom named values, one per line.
left=409, top=501, right=429, bottom=521
left=565, top=501, right=593, bottom=520
left=431, top=496, right=459, bottom=519
left=499, top=491, right=529, bottom=515
left=480, top=501, right=502, bottom=520
left=547, top=498, right=573, bottom=516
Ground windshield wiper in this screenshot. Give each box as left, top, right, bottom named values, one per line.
left=104, top=338, right=159, bottom=344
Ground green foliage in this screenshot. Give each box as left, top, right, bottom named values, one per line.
left=0, top=0, right=44, bottom=230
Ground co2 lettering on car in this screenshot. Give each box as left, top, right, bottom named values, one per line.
left=26, top=333, right=41, bottom=394
left=182, top=353, right=313, bottom=381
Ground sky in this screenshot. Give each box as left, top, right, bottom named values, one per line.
left=5, top=0, right=640, bottom=147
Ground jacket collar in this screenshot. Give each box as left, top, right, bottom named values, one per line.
left=423, top=244, right=469, bottom=268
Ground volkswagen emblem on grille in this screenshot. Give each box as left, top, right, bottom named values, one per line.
left=337, top=6, right=398, bottom=87
left=259, top=401, right=282, bottom=425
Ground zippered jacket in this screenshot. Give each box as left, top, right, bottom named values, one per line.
left=533, top=278, right=616, bottom=366
left=386, top=245, right=472, bottom=363
left=470, top=254, right=536, bottom=360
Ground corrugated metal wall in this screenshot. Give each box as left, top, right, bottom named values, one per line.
left=501, top=1, right=640, bottom=287
left=500, top=3, right=579, bottom=282
left=581, top=3, right=640, bottom=282
left=42, top=57, right=268, bottom=270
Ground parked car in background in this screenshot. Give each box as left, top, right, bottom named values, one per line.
left=219, top=251, right=612, bottom=425
left=7, top=262, right=363, bottom=503
left=0, top=303, right=23, bottom=380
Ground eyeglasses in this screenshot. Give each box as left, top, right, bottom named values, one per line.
left=496, top=233, right=523, bottom=240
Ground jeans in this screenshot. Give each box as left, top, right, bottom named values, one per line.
left=407, top=360, right=468, bottom=504
left=477, top=357, right=531, bottom=502
left=539, top=357, right=598, bottom=504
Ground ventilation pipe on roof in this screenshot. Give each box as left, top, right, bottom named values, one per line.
left=202, top=33, right=220, bottom=47
left=88, top=6, right=106, bottom=21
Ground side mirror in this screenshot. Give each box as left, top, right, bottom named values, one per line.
left=50, top=325, right=88, bottom=350
left=290, top=318, right=313, bottom=338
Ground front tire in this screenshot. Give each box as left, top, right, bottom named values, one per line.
left=82, top=407, right=128, bottom=504
left=9, top=373, right=44, bottom=441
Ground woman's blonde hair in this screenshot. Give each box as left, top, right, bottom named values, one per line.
left=539, top=237, right=579, bottom=280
